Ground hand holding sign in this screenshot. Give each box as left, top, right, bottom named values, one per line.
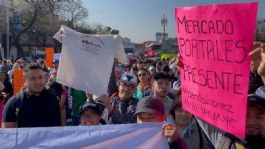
left=163, top=123, right=180, bottom=143
left=249, top=42, right=265, bottom=84
left=97, top=95, right=113, bottom=112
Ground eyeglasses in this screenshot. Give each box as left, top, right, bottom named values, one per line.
left=138, top=73, right=146, bottom=77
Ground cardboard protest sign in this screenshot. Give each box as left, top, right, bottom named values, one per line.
left=45, top=47, right=54, bottom=67
left=13, top=68, right=25, bottom=94
left=175, top=2, right=257, bottom=138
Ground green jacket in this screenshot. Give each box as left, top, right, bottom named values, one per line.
left=71, top=89, right=87, bottom=116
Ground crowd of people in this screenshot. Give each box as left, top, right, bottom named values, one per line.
left=0, top=41, right=264, bottom=149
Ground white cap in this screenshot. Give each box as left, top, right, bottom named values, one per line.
left=256, top=86, right=265, bottom=98
left=120, top=72, right=138, bottom=85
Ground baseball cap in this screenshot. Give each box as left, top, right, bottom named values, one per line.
left=148, top=66, right=156, bottom=71
left=255, top=86, right=265, bottom=97
left=248, top=86, right=265, bottom=111
left=120, top=72, right=137, bottom=86
left=136, top=96, right=164, bottom=115
left=80, top=101, right=102, bottom=115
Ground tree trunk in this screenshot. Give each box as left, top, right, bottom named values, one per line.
left=12, top=9, right=38, bottom=58
left=14, top=39, right=24, bottom=58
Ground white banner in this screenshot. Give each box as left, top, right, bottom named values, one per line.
left=0, top=123, right=168, bottom=149
left=53, top=26, right=127, bottom=96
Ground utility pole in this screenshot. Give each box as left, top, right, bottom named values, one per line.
left=33, top=29, right=37, bottom=57
left=6, top=7, right=9, bottom=59
left=5, top=0, right=10, bottom=59
left=161, top=14, right=167, bottom=43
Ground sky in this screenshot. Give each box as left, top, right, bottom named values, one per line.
left=83, top=0, right=264, bottom=43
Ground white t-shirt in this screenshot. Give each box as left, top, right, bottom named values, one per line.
left=53, top=25, right=127, bottom=96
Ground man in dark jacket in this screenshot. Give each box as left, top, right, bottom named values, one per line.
left=2, top=63, right=61, bottom=128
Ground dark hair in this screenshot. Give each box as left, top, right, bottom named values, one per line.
left=3, top=73, right=9, bottom=82
left=161, top=65, right=170, bottom=73
left=131, top=65, right=138, bottom=71
left=24, top=63, right=43, bottom=78
left=169, top=94, right=193, bottom=120
left=144, top=59, right=152, bottom=64
left=156, top=61, right=162, bottom=65
left=137, top=59, right=143, bottom=64
left=153, top=72, right=170, bottom=81
left=125, top=64, right=131, bottom=69
left=169, top=95, right=182, bottom=119
left=248, top=71, right=264, bottom=94
left=138, top=68, right=149, bottom=74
